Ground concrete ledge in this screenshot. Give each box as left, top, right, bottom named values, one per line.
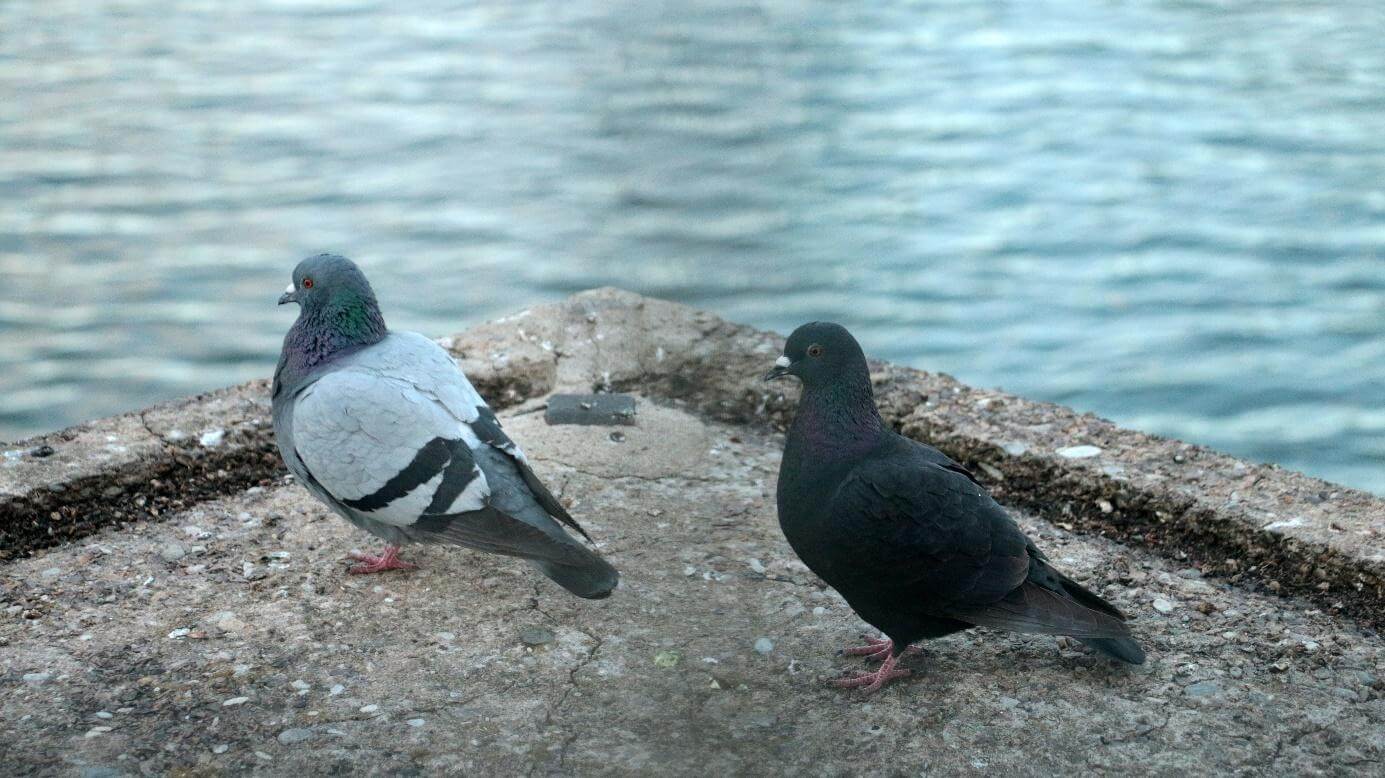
left=4, top=288, right=1384, bottom=627
left=1, top=384, right=281, bottom=561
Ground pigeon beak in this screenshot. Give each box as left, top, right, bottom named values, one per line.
left=278, top=283, right=298, bottom=306
left=763, top=355, right=792, bottom=382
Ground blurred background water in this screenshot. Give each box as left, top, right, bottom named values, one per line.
left=1, top=0, right=1383, bottom=491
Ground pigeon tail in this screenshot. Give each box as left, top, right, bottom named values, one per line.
left=529, top=552, right=619, bottom=600
left=949, top=581, right=1136, bottom=639
left=1081, top=636, right=1146, bottom=664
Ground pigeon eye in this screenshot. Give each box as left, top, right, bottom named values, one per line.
left=302, top=277, right=314, bottom=289
left=807, top=344, right=824, bottom=358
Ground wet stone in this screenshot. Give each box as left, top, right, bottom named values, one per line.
left=518, top=625, right=556, bottom=647
left=544, top=394, right=637, bottom=426
left=1184, top=681, right=1222, bottom=699
left=278, top=728, right=314, bottom=745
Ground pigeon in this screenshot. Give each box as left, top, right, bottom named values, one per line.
left=270, top=254, right=618, bottom=599
left=766, top=322, right=1143, bottom=691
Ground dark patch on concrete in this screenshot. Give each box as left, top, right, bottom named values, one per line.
left=544, top=394, right=636, bottom=426
left=0, top=427, right=284, bottom=562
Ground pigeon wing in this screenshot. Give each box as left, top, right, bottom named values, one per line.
left=289, top=362, right=589, bottom=566
left=828, top=449, right=1132, bottom=638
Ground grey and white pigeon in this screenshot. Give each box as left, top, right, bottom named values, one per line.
left=767, top=322, right=1143, bottom=691
left=270, top=254, right=618, bottom=599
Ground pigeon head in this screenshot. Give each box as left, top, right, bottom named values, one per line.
left=276, top=254, right=387, bottom=371
left=765, top=321, right=869, bottom=389
left=279, top=253, right=378, bottom=312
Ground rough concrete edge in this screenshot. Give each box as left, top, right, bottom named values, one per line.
left=2, top=288, right=1382, bottom=633
left=0, top=383, right=279, bottom=560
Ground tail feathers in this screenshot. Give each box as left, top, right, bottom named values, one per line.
left=952, top=582, right=1133, bottom=639
left=1053, top=569, right=1127, bottom=621
left=1082, top=637, right=1146, bottom=665
left=530, top=552, right=619, bottom=599
left=951, top=580, right=1146, bottom=664
left=404, top=506, right=619, bottom=599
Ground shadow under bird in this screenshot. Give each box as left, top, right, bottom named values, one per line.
left=766, top=322, right=1144, bottom=691
left=270, top=254, right=618, bottom=599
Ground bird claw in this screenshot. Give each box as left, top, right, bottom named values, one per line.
left=840, top=636, right=922, bottom=663
left=346, top=546, right=417, bottom=574
left=828, top=653, right=913, bottom=693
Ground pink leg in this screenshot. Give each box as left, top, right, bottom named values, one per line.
left=841, top=635, right=924, bottom=663
left=828, top=651, right=912, bottom=693
left=346, top=545, right=417, bottom=574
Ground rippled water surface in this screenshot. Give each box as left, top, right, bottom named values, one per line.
left=2, top=1, right=1384, bottom=491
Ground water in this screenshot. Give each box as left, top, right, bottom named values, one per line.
left=2, top=1, right=1383, bottom=492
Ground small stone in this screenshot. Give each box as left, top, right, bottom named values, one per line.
left=1177, top=568, right=1202, bottom=579
left=329, top=684, right=345, bottom=696
left=40, top=567, right=61, bottom=579
left=213, top=744, right=229, bottom=754
left=654, top=650, right=681, bottom=668
left=199, top=429, right=225, bottom=447
left=22, top=672, right=51, bottom=684
left=277, top=728, right=314, bottom=745
left=290, top=680, right=310, bottom=692
left=753, top=638, right=774, bottom=655
left=167, top=628, right=191, bottom=639
left=748, top=559, right=766, bottom=574
left=222, top=696, right=249, bottom=706
left=1056, top=445, right=1102, bottom=459
left=159, top=544, right=187, bottom=563
left=435, top=632, right=456, bottom=643
left=94, top=711, right=113, bottom=719
left=84, top=726, right=114, bottom=738
left=518, top=625, right=556, bottom=647
left=407, top=718, right=425, bottom=727
left=1152, top=599, right=1175, bottom=614
left=359, top=704, right=380, bottom=714
left=1184, top=681, right=1221, bottom=699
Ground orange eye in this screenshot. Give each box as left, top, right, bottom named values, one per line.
left=302, top=277, right=314, bottom=289
left=807, top=344, right=824, bottom=357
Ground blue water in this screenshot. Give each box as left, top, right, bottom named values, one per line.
left=2, top=1, right=1383, bottom=492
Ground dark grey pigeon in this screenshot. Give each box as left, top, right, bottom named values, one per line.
left=767, top=322, right=1143, bottom=691
left=271, top=254, right=618, bottom=599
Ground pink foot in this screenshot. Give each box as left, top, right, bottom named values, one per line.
left=346, top=545, right=417, bottom=574
left=841, top=635, right=923, bottom=663
left=828, top=652, right=912, bottom=693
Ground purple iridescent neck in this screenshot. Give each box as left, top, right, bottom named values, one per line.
left=274, top=297, right=387, bottom=396
left=790, top=374, right=886, bottom=457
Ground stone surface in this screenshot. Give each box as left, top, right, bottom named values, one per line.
left=1, top=289, right=1384, bottom=774
left=2, top=400, right=1383, bottom=774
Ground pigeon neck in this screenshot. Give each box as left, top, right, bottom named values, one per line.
left=791, top=373, right=885, bottom=454
left=276, top=298, right=387, bottom=390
